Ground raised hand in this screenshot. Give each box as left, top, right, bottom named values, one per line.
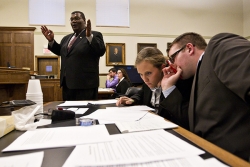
left=161, top=61, right=182, bottom=91
left=41, top=25, right=54, bottom=42
left=107, top=74, right=111, bottom=80
left=86, top=19, right=92, bottom=37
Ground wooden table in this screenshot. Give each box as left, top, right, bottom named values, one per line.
left=98, top=88, right=114, bottom=99
left=0, top=67, right=30, bottom=103
left=0, top=101, right=249, bottom=167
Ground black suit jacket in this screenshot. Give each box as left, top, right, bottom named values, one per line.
left=189, top=33, right=250, bottom=160
left=109, top=53, right=122, bottom=62
left=160, top=77, right=193, bottom=129
left=48, top=30, right=106, bottom=89
left=130, top=80, right=192, bottom=129
left=115, top=79, right=131, bottom=97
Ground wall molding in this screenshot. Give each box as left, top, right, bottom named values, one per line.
left=35, top=32, right=212, bottom=39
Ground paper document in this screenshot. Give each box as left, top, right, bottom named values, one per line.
left=82, top=109, right=149, bottom=124
left=106, top=105, right=155, bottom=111
left=58, top=99, right=117, bottom=107
left=98, top=88, right=114, bottom=92
left=75, top=108, right=89, bottom=114
left=90, top=99, right=117, bottom=104
left=37, top=119, right=52, bottom=127
left=64, top=155, right=208, bottom=167
left=63, top=130, right=205, bottom=167
left=2, top=125, right=111, bottom=152
left=57, top=101, right=88, bottom=106
left=67, top=107, right=79, bottom=111
left=67, top=108, right=89, bottom=114
left=116, top=118, right=178, bottom=133
left=0, top=151, right=44, bottom=167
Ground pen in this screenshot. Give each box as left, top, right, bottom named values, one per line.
left=137, top=111, right=148, bottom=121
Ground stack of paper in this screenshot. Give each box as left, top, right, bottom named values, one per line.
left=2, top=125, right=111, bottom=152
left=62, top=130, right=205, bottom=167
left=81, top=105, right=158, bottom=124
left=57, top=99, right=117, bottom=107
left=82, top=109, right=149, bottom=124
left=0, top=152, right=44, bottom=167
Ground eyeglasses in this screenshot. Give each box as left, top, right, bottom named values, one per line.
left=168, top=45, right=186, bottom=63
left=69, top=17, right=82, bottom=22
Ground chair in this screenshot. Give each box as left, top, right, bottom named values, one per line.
left=124, top=87, right=141, bottom=97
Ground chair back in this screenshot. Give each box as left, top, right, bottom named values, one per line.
left=124, top=87, right=141, bottom=97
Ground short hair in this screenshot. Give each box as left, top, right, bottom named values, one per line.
left=167, top=32, right=207, bottom=55
left=108, top=68, right=117, bottom=73
left=118, top=68, right=131, bottom=83
left=135, top=47, right=166, bottom=69
left=71, top=11, right=85, bottom=21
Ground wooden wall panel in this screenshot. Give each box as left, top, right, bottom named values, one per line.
left=0, top=32, right=12, bottom=43
left=35, top=56, right=60, bottom=77
left=0, top=68, right=30, bottom=103
left=0, top=27, right=36, bottom=70
left=0, top=46, right=12, bottom=67
left=14, top=46, right=32, bottom=68
left=14, top=32, right=32, bottom=44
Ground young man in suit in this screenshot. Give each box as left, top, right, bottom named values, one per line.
left=166, top=32, right=250, bottom=161
left=105, top=68, right=119, bottom=91
left=41, top=11, right=106, bottom=100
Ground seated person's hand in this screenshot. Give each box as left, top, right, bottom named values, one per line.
left=116, top=96, right=134, bottom=106
left=106, top=75, right=111, bottom=80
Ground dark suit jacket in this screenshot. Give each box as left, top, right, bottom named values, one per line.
left=109, top=53, right=122, bottom=62
left=115, top=79, right=131, bottom=97
left=189, top=33, right=250, bottom=160
left=48, top=30, right=106, bottom=89
left=130, top=80, right=192, bottom=129
left=160, top=77, right=193, bottom=129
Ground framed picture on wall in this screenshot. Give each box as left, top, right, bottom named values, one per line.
left=106, top=43, right=125, bottom=66
left=167, top=42, right=172, bottom=52
left=137, top=43, right=157, bottom=53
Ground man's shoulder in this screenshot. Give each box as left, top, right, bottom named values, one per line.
left=92, top=30, right=103, bottom=35
left=63, top=33, right=74, bottom=39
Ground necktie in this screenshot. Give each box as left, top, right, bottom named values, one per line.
left=67, top=35, right=77, bottom=51
left=151, top=87, right=161, bottom=113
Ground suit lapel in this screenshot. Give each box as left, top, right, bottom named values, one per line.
left=189, top=60, right=202, bottom=131
left=189, top=73, right=196, bottom=131
left=67, top=30, right=86, bottom=55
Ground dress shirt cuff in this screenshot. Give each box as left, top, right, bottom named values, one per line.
left=48, top=40, right=54, bottom=47
left=86, top=34, right=93, bottom=44
left=162, top=85, right=176, bottom=98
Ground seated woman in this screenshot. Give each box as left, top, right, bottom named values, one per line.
left=114, top=68, right=132, bottom=97
left=116, top=47, right=193, bottom=129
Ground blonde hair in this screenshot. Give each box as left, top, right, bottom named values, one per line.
left=135, top=47, right=166, bottom=69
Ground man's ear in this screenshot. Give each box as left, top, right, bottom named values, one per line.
left=187, top=43, right=195, bottom=55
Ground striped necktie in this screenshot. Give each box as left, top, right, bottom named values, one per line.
left=67, top=35, right=77, bottom=51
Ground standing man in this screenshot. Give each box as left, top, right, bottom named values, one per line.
left=105, top=68, right=119, bottom=91
left=41, top=11, right=106, bottom=100
left=166, top=32, right=250, bottom=161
